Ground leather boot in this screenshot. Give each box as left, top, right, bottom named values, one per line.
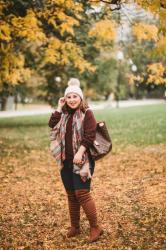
left=66, top=190, right=81, bottom=237
left=75, top=189, right=103, bottom=243
left=88, top=226, right=103, bottom=243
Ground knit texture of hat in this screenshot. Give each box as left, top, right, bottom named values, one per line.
left=64, top=78, right=83, bottom=99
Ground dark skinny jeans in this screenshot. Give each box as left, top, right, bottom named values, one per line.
left=60, top=158, right=95, bottom=191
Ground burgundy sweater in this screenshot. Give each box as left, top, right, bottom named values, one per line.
left=48, top=109, right=96, bottom=161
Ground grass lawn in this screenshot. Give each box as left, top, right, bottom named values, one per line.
left=0, top=104, right=166, bottom=249
left=0, top=103, right=166, bottom=154
left=95, top=103, right=166, bottom=147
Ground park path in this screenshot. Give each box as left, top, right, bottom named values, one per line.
left=0, top=99, right=165, bottom=118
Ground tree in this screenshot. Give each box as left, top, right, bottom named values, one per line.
left=90, top=0, right=166, bottom=87
left=0, top=0, right=165, bottom=110
left=0, top=1, right=93, bottom=109
left=0, top=0, right=117, bottom=109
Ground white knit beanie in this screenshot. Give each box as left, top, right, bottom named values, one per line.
left=64, top=78, right=83, bottom=99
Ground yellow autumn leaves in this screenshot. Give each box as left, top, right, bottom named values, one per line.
left=89, top=20, right=116, bottom=48
left=132, top=22, right=166, bottom=85
left=0, top=0, right=166, bottom=87
left=0, top=0, right=85, bottom=85
left=11, top=10, right=46, bottom=43
left=0, top=9, right=46, bottom=85
left=133, top=23, right=158, bottom=42
left=0, top=22, right=11, bottom=43
left=0, top=10, right=46, bottom=48
left=128, top=63, right=166, bottom=86
left=44, top=38, right=95, bottom=72
left=147, top=63, right=166, bottom=85
left=1, top=53, right=31, bottom=85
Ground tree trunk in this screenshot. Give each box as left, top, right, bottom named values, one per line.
left=14, top=94, right=18, bottom=110
left=1, top=96, right=8, bottom=111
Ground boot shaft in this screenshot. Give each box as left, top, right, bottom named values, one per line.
left=75, top=189, right=98, bottom=228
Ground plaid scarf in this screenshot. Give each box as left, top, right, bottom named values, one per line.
left=50, top=109, right=91, bottom=179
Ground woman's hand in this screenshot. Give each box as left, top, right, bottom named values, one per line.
left=73, top=145, right=86, bottom=166
left=73, top=153, right=88, bottom=182
left=81, top=176, right=88, bottom=182
left=74, top=145, right=88, bottom=183
left=73, top=151, right=84, bottom=166
left=57, top=97, right=66, bottom=112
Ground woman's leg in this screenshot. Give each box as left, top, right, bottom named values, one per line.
left=66, top=190, right=80, bottom=237
left=74, top=189, right=103, bottom=243
left=60, top=160, right=80, bottom=237
left=73, top=159, right=103, bottom=243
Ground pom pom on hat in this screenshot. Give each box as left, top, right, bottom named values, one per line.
left=64, top=78, right=83, bottom=99
left=67, top=78, right=80, bottom=87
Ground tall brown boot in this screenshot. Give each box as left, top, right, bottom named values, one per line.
left=75, top=189, right=103, bottom=243
left=66, top=190, right=81, bottom=237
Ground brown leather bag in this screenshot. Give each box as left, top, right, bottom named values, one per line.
left=89, top=121, right=112, bottom=160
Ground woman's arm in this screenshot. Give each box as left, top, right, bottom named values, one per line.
left=81, top=109, right=97, bottom=149
left=48, top=111, right=62, bottom=128
left=48, top=97, right=66, bottom=128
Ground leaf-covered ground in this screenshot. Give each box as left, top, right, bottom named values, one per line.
left=0, top=144, right=165, bottom=249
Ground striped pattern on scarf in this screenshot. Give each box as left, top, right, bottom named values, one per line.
left=50, top=109, right=91, bottom=179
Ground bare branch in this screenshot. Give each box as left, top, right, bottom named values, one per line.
left=90, top=0, right=121, bottom=4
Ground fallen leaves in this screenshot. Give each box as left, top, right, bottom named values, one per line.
left=0, top=145, right=166, bottom=249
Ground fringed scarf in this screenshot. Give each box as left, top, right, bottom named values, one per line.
left=50, top=109, right=91, bottom=179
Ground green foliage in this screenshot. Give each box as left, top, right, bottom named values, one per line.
left=94, top=58, right=117, bottom=99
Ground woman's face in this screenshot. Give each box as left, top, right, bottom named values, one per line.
left=65, top=93, right=81, bottom=109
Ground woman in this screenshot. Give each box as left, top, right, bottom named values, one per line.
left=48, top=78, right=103, bottom=243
